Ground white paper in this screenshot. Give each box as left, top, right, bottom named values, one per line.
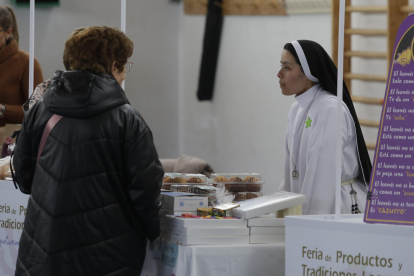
left=233, top=191, right=306, bottom=219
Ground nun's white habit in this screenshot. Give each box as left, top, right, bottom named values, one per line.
left=279, top=40, right=371, bottom=215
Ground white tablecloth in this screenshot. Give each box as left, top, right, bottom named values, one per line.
left=140, top=242, right=285, bottom=276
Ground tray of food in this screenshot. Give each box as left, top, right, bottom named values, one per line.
left=162, top=173, right=207, bottom=190
left=210, top=173, right=264, bottom=193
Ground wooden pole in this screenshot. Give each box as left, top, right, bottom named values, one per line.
left=332, top=0, right=339, bottom=66
left=121, top=0, right=126, bottom=90
left=346, top=6, right=387, bottom=13
left=332, top=0, right=351, bottom=93
left=335, top=0, right=346, bottom=220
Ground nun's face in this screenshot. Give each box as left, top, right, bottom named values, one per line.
left=277, top=50, right=313, bottom=96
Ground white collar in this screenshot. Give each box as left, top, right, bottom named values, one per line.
left=295, top=84, right=321, bottom=107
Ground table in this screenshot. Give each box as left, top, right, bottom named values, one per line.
left=140, top=242, right=285, bottom=276
left=0, top=180, right=30, bottom=276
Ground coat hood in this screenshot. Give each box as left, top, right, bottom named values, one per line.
left=43, top=70, right=129, bottom=119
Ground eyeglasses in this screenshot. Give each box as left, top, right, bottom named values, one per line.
left=125, top=62, right=133, bottom=73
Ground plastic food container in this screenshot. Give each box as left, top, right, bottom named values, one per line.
left=170, top=185, right=216, bottom=194
left=210, top=173, right=264, bottom=193
left=231, top=192, right=263, bottom=202
left=162, top=173, right=208, bottom=190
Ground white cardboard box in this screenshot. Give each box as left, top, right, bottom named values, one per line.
left=161, top=217, right=248, bottom=228
left=161, top=192, right=208, bottom=211
left=162, top=233, right=250, bottom=245
left=249, top=226, right=285, bottom=235
left=249, top=234, right=285, bottom=244
left=159, top=209, right=197, bottom=217
left=161, top=224, right=249, bottom=236
left=247, top=216, right=285, bottom=227
left=233, top=191, right=306, bottom=219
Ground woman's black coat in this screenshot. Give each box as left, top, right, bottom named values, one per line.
left=13, top=69, right=164, bottom=276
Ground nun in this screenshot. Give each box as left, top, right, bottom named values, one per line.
left=278, top=40, right=372, bottom=215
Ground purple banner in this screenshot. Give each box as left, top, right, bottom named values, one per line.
left=365, top=14, right=414, bottom=225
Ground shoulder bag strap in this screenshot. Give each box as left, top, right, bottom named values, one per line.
left=10, top=114, right=63, bottom=189
left=37, top=114, right=63, bottom=165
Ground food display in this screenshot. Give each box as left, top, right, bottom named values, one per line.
left=161, top=176, right=173, bottom=190
left=174, top=177, right=188, bottom=183
left=187, top=177, right=204, bottom=184
left=246, top=192, right=261, bottom=199
left=161, top=173, right=207, bottom=190
left=171, top=185, right=215, bottom=194
left=232, top=192, right=262, bottom=201
left=227, top=177, right=245, bottom=191
left=213, top=175, right=228, bottom=183
left=234, top=192, right=246, bottom=201
left=173, top=213, right=241, bottom=219
left=245, top=176, right=261, bottom=192
left=210, top=173, right=264, bottom=201
left=163, top=173, right=265, bottom=203
left=162, top=173, right=215, bottom=205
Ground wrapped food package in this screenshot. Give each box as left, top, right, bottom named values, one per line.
left=210, top=173, right=264, bottom=201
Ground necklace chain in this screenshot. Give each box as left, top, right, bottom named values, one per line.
left=292, top=89, right=319, bottom=178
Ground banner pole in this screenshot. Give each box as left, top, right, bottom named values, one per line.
left=335, top=0, right=345, bottom=220
left=121, top=0, right=126, bottom=33
left=121, top=0, right=126, bottom=90
left=29, top=0, right=35, bottom=97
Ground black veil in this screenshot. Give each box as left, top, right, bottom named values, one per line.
left=287, top=40, right=372, bottom=185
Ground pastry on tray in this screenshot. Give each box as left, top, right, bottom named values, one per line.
left=187, top=177, right=203, bottom=184
left=228, top=177, right=245, bottom=192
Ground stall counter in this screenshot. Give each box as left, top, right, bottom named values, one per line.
left=285, top=214, right=414, bottom=276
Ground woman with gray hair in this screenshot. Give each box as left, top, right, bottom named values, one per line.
left=13, top=26, right=163, bottom=275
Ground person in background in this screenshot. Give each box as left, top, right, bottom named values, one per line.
left=13, top=26, right=163, bottom=275
left=278, top=40, right=371, bottom=215
left=0, top=5, right=43, bottom=124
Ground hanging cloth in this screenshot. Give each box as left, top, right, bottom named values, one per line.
left=196, top=0, right=224, bottom=101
